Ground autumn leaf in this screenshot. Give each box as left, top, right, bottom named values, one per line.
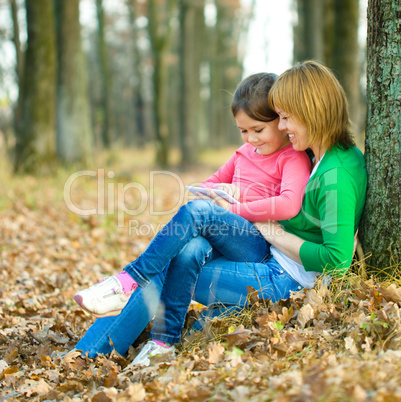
left=224, top=325, right=251, bottom=347
left=378, top=284, right=401, bottom=303
left=207, top=342, right=225, bottom=364
left=298, top=304, right=315, bottom=329
left=278, top=306, right=295, bottom=325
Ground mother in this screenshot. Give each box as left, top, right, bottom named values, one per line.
left=74, top=61, right=367, bottom=363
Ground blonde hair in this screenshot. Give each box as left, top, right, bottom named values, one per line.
left=268, top=60, right=355, bottom=150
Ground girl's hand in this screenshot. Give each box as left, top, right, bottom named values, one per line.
left=196, top=188, right=231, bottom=209
left=217, top=184, right=241, bottom=201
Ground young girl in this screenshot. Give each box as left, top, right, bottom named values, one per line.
left=73, top=73, right=311, bottom=363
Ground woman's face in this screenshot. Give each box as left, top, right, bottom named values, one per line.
left=235, top=110, right=290, bottom=156
left=275, top=107, right=309, bottom=152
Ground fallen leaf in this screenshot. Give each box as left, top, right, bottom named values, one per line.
left=224, top=325, right=251, bottom=347
left=298, top=304, right=315, bottom=329
left=117, top=383, right=147, bottom=401
left=19, top=379, right=51, bottom=397
left=207, top=342, right=225, bottom=364
left=378, top=284, right=401, bottom=303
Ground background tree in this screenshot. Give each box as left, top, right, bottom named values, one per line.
left=293, top=0, right=362, bottom=140
left=293, top=0, right=325, bottom=62
left=147, top=0, right=177, bottom=167
left=55, top=0, right=93, bottom=165
left=9, top=0, right=24, bottom=149
left=126, top=0, right=148, bottom=147
left=14, top=0, right=56, bottom=172
left=359, top=0, right=401, bottom=270
left=331, top=0, right=361, bottom=135
left=177, top=0, right=205, bottom=167
left=208, top=0, right=244, bottom=149
left=95, top=0, right=113, bottom=147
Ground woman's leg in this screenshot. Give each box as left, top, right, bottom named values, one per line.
left=124, top=200, right=269, bottom=288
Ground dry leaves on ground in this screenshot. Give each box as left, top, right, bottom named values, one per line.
left=1, top=162, right=401, bottom=401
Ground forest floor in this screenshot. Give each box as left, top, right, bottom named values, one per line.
left=1, top=147, right=401, bottom=401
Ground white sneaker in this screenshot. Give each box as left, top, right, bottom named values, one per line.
left=73, top=276, right=132, bottom=318
left=130, top=340, right=176, bottom=367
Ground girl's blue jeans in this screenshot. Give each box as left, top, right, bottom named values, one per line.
left=75, top=200, right=302, bottom=356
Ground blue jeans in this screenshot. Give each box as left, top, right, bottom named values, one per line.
left=75, top=201, right=303, bottom=356
left=123, top=200, right=270, bottom=287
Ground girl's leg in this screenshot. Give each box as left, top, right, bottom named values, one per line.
left=125, top=199, right=269, bottom=288
left=75, top=270, right=166, bottom=357
left=75, top=200, right=269, bottom=317
left=150, top=236, right=221, bottom=344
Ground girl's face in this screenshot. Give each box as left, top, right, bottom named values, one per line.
left=235, top=110, right=290, bottom=156
left=275, top=107, right=309, bottom=152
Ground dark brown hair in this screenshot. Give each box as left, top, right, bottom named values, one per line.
left=231, top=73, right=279, bottom=122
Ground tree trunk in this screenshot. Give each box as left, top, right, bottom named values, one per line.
left=293, top=0, right=324, bottom=62
left=359, top=0, right=401, bottom=271
left=10, top=0, right=23, bottom=85
left=55, top=0, right=93, bottom=164
left=178, top=0, right=204, bottom=167
left=209, top=0, right=243, bottom=149
left=14, top=0, right=57, bottom=172
left=127, top=0, right=147, bottom=147
left=9, top=0, right=24, bottom=148
left=147, top=0, right=176, bottom=167
left=95, top=0, right=112, bottom=147
left=331, top=0, right=361, bottom=137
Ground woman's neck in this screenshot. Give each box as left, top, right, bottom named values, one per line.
left=311, top=146, right=327, bottom=166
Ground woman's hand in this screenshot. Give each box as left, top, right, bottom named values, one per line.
left=253, top=221, right=284, bottom=242
left=254, top=221, right=304, bottom=264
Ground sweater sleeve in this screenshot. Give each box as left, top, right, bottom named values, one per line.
left=299, top=167, right=357, bottom=275
left=200, top=153, right=236, bottom=188
left=227, top=152, right=311, bottom=221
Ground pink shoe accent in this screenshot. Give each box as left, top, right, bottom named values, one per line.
left=74, top=294, right=84, bottom=308
left=152, top=339, right=171, bottom=348
left=115, top=271, right=138, bottom=297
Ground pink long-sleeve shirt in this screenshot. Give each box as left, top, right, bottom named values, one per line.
left=201, top=143, right=311, bottom=222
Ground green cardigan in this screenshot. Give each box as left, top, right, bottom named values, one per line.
left=280, top=145, right=367, bottom=275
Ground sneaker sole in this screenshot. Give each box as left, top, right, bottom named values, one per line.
left=73, top=294, right=123, bottom=318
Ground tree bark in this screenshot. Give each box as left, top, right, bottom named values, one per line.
left=14, top=0, right=57, bottom=172
left=359, top=0, right=401, bottom=270
left=55, top=0, right=93, bottom=164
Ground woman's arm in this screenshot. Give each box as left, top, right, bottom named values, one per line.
left=253, top=221, right=304, bottom=264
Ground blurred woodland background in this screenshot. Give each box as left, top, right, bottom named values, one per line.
left=0, top=0, right=366, bottom=172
